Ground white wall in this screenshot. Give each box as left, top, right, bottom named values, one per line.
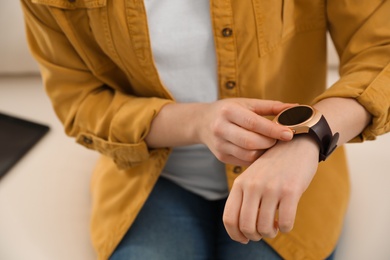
left=327, top=33, right=339, bottom=68
left=0, top=1, right=39, bottom=74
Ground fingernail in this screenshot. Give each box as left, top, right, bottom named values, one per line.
left=240, top=239, right=249, bottom=244
left=281, top=130, right=293, bottom=141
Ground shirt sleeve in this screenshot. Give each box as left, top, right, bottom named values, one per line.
left=21, top=0, right=173, bottom=169
left=313, top=1, right=390, bottom=142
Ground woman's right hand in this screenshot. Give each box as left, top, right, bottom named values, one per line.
left=195, top=99, right=294, bottom=166
left=145, top=98, right=295, bottom=166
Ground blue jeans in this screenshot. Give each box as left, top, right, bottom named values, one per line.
left=110, top=177, right=336, bottom=260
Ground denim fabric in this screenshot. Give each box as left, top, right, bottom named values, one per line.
left=110, top=177, right=336, bottom=260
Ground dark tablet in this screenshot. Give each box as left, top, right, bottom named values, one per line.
left=0, top=112, right=50, bottom=178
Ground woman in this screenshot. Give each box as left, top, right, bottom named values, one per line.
left=21, top=0, right=390, bottom=259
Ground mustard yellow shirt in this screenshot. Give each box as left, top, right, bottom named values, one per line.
left=21, top=0, right=390, bottom=259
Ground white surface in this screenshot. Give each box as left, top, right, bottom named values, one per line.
left=0, top=73, right=390, bottom=260
left=0, top=76, right=98, bottom=260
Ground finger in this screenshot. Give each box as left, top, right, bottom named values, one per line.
left=239, top=190, right=263, bottom=241
left=257, top=196, right=279, bottom=238
left=215, top=141, right=265, bottom=165
left=215, top=153, right=254, bottom=166
left=225, top=123, right=277, bottom=150
left=277, top=195, right=300, bottom=233
left=245, top=99, right=298, bottom=116
left=223, top=187, right=249, bottom=244
left=228, top=107, right=293, bottom=141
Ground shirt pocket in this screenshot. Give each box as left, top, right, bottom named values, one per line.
left=252, top=0, right=326, bottom=56
left=32, top=0, right=106, bottom=9
left=31, top=0, right=117, bottom=75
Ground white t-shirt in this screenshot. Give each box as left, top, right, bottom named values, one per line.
left=144, top=0, right=229, bottom=200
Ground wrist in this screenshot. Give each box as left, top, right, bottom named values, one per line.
left=145, top=102, right=206, bottom=148
left=290, top=134, right=320, bottom=155
left=191, top=103, right=210, bottom=145
left=268, top=135, right=320, bottom=166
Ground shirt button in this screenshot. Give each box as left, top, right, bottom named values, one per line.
left=225, top=81, right=236, bottom=89
left=222, top=28, right=233, bottom=37
left=233, top=166, right=242, bottom=174
left=83, top=136, right=93, bottom=145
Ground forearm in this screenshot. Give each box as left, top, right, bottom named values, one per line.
left=144, top=99, right=297, bottom=166
left=313, top=97, right=372, bottom=146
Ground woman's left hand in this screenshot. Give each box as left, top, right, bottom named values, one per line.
left=223, top=135, right=320, bottom=243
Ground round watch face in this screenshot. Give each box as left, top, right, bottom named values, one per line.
left=277, top=106, right=314, bottom=126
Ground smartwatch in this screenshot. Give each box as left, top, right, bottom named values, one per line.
left=273, top=105, right=339, bottom=161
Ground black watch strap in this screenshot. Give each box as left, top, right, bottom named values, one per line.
left=308, top=115, right=339, bottom=162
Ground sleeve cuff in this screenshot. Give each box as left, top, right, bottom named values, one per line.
left=313, top=64, right=390, bottom=142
